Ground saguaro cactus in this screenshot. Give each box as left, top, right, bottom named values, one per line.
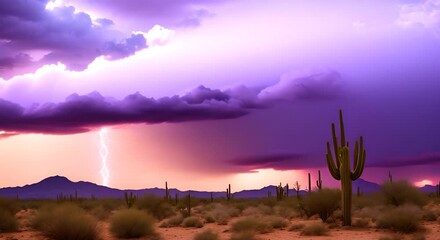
left=326, top=109, right=366, bottom=226
left=124, top=192, right=136, bottom=208
left=316, top=170, right=322, bottom=190
left=294, top=181, right=301, bottom=199
left=165, top=181, right=170, bottom=200
left=226, top=184, right=232, bottom=200
left=276, top=182, right=285, bottom=200
left=308, top=173, right=311, bottom=193
left=388, top=171, right=393, bottom=183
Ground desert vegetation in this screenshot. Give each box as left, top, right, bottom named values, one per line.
left=0, top=178, right=438, bottom=239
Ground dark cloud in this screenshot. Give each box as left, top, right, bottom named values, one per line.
left=228, top=153, right=321, bottom=171
left=0, top=0, right=147, bottom=79
left=370, top=152, right=440, bottom=168
left=0, top=69, right=345, bottom=135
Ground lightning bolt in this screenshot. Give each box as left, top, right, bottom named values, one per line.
left=99, top=128, right=110, bottom=187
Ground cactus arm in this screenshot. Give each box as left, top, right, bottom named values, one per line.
left=339, top=109, right=346, bottom=147
left=326, top=142, right=341, bottom=180
left=331, top=123, right=341, bottom=169
left=353, top=140, right=359, bottom=170
left=351, top=149, right=365, bottom=180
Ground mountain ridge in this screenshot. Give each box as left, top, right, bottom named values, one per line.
left=0, top=175, right=436, bottom=199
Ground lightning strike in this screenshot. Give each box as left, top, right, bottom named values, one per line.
left=99, top=127, right=110, bottom=187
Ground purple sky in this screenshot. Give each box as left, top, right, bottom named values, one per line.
left=0, top=0, right=439, bottom=190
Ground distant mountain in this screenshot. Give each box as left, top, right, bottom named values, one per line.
left=0, top=176, right=433, bottom=199
left=352, top=178, right=381, bottom=194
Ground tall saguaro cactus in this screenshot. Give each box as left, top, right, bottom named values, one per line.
left=326, top=110, right=366, bottom=226
left=226, top=184, right=232, bottom=200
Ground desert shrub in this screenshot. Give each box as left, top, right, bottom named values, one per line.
left=89, top=205, right=111, bottom=220
left=300, top=222, right=329, bottom=236
left=301, top=188, right=340, bottom=222
left=194, top=229, right=219, bottom=240
left=31, top=203, right=99, bottom=240
left=355, top=205, right=387, bottom=222
left=352, top=218, right=370, bottom=228
left=376, top=205, right=422, bottom=233
left=0, top=197, right=19, bottom=214
left=183, top=216, right=204, bottom=228
left=230, top=217, right=272, bottom=234
left=261, top=216, right=289, bottom=229
left=0, top=209, right=19, bottom=232
left=273, top=205, right=299, bottom=219
left=136, top=195, right=175, bottom=220
left=160, top=214, right=184, bottom=228
left=110, top=209, right=158, bottom=239
left=421, top=203, right=440, bottom=221
left=204, top=204, right=237, bottom=225
left=229, top=231, right=260, bottom=240
left=381, top=181, right=427, bottom=207
left=288, top=223, right=305, bottom=231
left=242, top=205, right=270, bottom=216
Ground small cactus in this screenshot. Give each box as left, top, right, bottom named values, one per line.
left=165, top=181, right=170, bottom=200
left=226, top=184, right=232, bottom=200
left=357, top=186, right=361, bottom=197
left=316, top=170, right=322, bottom=190
left=388, top=171, right=393, bottom=183
left=187, top=192, right=191, bottom=216
left=124, top=192, right=136, bottom=208
left=308, top=173, right=311, bottom=193
left=294, top=181, right=301, bottom=199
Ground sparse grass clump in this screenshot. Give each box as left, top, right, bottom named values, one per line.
left=194, top=229, right=219, bottom=240
left=230, top=217, right=272, bottom=234
left=288, top=223, right=305, bottom=231
left=182, top=216, right=204, bottom=228
left=159, top=214, right=184, bottom=228
left=381, top=181, right=427, bottom=207
left=203, top=203, right=237, bottom=225
left=262, top=216, right=289, bottom=229
left=0, top=209, right=19, bottom=232
left=31, top=203, right=99, bottom=240
left=110, top=208, right=158, bottom=239
left=376, top=205, right=422, bottom=233
left=300, top=222, right=329, bottom=236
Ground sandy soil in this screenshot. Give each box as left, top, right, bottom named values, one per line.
left=1, top=211, right=439, bottom=240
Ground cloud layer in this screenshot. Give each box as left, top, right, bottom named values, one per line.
left=0, top=70, right=344, bottom=135
left=0, top=0, right=147, bottom=79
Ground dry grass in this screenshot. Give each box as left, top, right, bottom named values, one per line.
left=194, top=228, right=219, bottom=240
left=160, top=214, right=184, bottom=228
left=31, top=203, right=99, bottom=240
left=182, top=216, right=204, bottom=228
left=300, top=222, right=329, bottom=236
left=110, top=208, right=159, bottom=239
left=0, top=209, right=19, bottom=232
left=230, top=217, right=273, bottom=234
left=376, top=204, right=422, bottom=233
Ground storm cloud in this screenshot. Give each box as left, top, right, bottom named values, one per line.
left=228, top=153, right=321, bottom=171
left=0, top=70, right=344, bottom=135
left=370, top=152, right=440, bottom=168
left=0, top=0, right=147, bottom=79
